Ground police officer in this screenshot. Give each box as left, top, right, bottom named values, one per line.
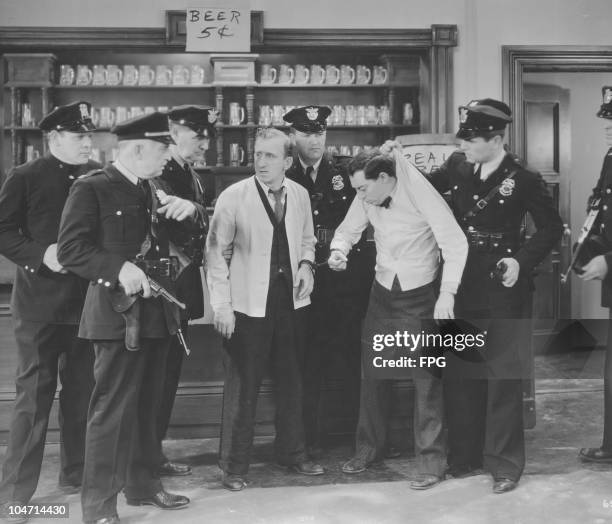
left=283, top=106, right=374, bottom=456
left=154, top=105, right=214, bottom=477
left=426, top=99, right=563, bottom=493
left=578, top=86, right=612, bottom=464
left=0, top=102, right=99, bottom=518
left=57, top=113, right=190, bottom=524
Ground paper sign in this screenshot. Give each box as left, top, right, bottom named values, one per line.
left=186, top=6, right=250, bottom=52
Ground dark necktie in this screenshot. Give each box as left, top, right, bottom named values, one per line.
left=380, top=196, right=392, bottom=209
left=305, top=165, right=315, bottom=183
left=269, top=188, right=285, bottom=223
left=138, top=179, right=153, bottom=211
left=183, top=162, right=191, bottom=173
left=474, top=164, right=482, bottom=180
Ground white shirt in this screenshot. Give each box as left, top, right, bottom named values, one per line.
left=255, top=175, right=287, bottom=208
left=330, top=153, right=468, bottom=294
left=299, top=156, right=323, bottom=183
left=112, top=159, right=139, bottom=185
left=475, top=148, right=507, bottom=181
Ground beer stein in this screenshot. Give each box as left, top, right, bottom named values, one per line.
left=309, top=64, right=326, bottom=85
left=331, top=105, right=345, bottom=126
left=272, top=105, right=285, bottom=125
left=106, top=65, right=123, bottom=86
left=278, top=64, right=294, bottom=84
left=378, top=105, right=391, bottom=125
left=344, top=105, right=356, bottom=125
left=352, top=145, right=363, bottom=156
left=339, top=145, right=351, bottom=156
left=356, top=65, right=372, bottom=85
left=229, top=143, right=245, bottom=166
left=157, top=106, right=169, bottom=113
left=92, top=65, right=107, bottom=86
left=143, top=106, right=156, bottom=114
left=228, top=103, right=245, bottom=125
left=122, top=65, right=139, bottom=86
left=21, top=103, right=34, bottom=127
left=324, top=65, right=340, bottom=85
left=155, top=65, right=172, bottom=86
left=99, top=107, right=115, bottom=128
left=260, top=64, right=277, bottom=84
left=340, top=65, right=356, bottom=85
left=403, top=103, right=414, bottom=125
left=76, top=65, right=93, bottom=86
left=172, top=65, right=190, bottom=86
left=190, top=65, right=206, bottom=85
left=372, top=65, right=389, bottom=85
left=258, top=105, right=272, bottom=126
left=138, top=65, right=155, bottom=86
left=90, top=108, right=100, bottom=127
left=59, top=65, right=75, bottom=86
left=115, top=106, right=128, bottom=123
left=366, top=105, right=379, bottom=125
left=128, top=106, right=143, bottom=119
left=327, top=145, right=339, bottom=156
left=356, top=105, right=367, bottom=126
left=294, top=64, right=310, bottom=85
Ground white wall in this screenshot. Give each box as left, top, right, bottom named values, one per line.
left=1, top=0, right=611, bottom=126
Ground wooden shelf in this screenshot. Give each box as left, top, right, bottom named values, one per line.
left=52, top=84, right=214, bottom=90
left=3, top=126, right=41, bottom=131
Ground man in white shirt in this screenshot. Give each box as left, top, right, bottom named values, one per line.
left=206, top=128, right=324, bottom=491
left=328, top=149, right=468, bottom=490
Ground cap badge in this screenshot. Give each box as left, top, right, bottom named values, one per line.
left=79, top=103, right=90, bottom=120
left=208, top=109, right=218, bottom=124
left=459, top=107, right=469, bottom=123
left=306, top=107, right=319, bottom=121
left=332, top=174, right=344, bottom=191
left=604, top=88, right=612, bottom=105
left=499, top=178, right=515, bottom=197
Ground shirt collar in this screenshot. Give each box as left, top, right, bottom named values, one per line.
left=299, top=156, right=323, bottom=174
left=171, top=149, right=189, bottom=169
left=477, top=148, right=507, bottom=181
left=255, top=174, right=287, bottom=193
left=113, top=159, right=140, bottom=185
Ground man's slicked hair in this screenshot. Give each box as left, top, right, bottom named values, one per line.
left=348, top=149, right=396, bottom=180
left=255, top=127, right=292, bottom=158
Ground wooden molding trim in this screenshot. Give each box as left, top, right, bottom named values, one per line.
left=502, top=45, right=612, bottom=158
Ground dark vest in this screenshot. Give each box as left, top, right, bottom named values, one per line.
left=254, top=180, right=292, bottom=286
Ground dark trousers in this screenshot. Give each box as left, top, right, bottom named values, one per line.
left=0, top=321, right=94, bottom=504
left=355, top=279, right=446, bottom=477
left=219, top=276, right=307, bottom=476
left=444, top=283, right=527, bottom=481
left=81, top=337, right=170, bottom=522
left=302, top=264, right=367, bottom=447
left=601, top=311, right=612, bottom=450
left=156, top=319, right=187, bottom=465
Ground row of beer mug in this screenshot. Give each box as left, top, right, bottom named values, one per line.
left=89, top=106, right=170, bottom=128
left=257, top=104, right=393, bottom=127
left=260, top=64, right=389, bottom=86
left=58, top=64, right=207, bottom=87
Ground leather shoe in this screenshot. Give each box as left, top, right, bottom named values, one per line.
left=85, top=517, right=119, bottom=524
left=341, top=457, right=368, bottom=474
left=493, top=477, right=518, bottom=494
left=126, top=490, right=189, bottom=509
left=288, top=461, right=325, bottom=476
left=409, top=474, right=442, bottom=490
left=579, top=447, right=612, bottom=463
left=158, top=460, right=192, bottom=476
left=222, top=473, right=247, bottom=491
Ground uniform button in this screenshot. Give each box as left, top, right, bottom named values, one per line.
left=69, top=175, right=75, bottom=180
left=155, top=245, right=160, bottom=251
left=499, top=199, right=505, bottom=204
left=342, top=196, right=347, bottom=200
left=97, top=278, right=103, bottom=284
left=478, top=241, right=484, bottom=245
left=493, top=243, right=499, bottom=247
left=507, top=249, right=512, bottom=253
left=604, top=205, right=609, bottom=211
left=104, top=281, right=111, bottom=287
left=30, top=268, right=35, bottom=273
left=314, top=210, right=319, bottom=215
left=116, top=210, right=122, bottom=216
left=607, top=188, right=611, bottom=194
left=473, top=195, right=479, bottom=200
left=453, top=185, right=458, bottom=190
left=603, top=224, right=606, bottom=229
left=24, top=265, right=28, bottom=270
left=468, top=226, right=475, bottom=232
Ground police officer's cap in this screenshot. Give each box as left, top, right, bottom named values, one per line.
left=111, top=112, right=174, bottom=144
left=456, top=98, right=512, bottom=140
left=39, top=101, right=96, bottom=133
left=597, top=86, right=612, bottom=120
left=168, top=104, right=218, bottom=137
left=283, top=106, right=331, bottom=133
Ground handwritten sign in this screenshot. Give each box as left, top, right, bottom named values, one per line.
left=396, top=134, right=458, bottom=174
left=186, top=6, right=250, bottom=52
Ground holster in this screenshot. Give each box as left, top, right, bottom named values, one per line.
left=121, top=300, right=141, bottom=351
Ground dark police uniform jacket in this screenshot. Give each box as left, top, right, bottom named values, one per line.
left=0, top=154, right=101, bottom=322
left=587, top=147, right=612, bottom=307
left=158, top=157, right=208, bottom=320
left=57, top=164, right=179, bottom=340
left=429, top=151, right=563, bottom=311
